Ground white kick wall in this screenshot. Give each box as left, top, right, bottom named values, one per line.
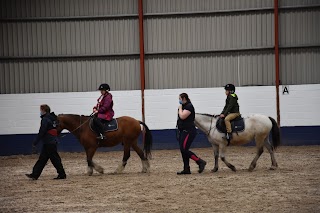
left=0, top=84, right=319, bottom=135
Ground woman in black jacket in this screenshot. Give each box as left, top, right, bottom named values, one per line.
left=177, top=93, right=206, bottom=175
left=26, top=104, right=66, bottom=180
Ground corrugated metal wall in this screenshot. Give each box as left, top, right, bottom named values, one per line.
left=279, top=7, right=320, bottom=85
left=0, top=0, right=319, bottom=94
left=144, top=13, right=274, bottom=52
left=0, top=0, right=140, bottom=94
left=143, top=0, right=319, bottom=89
left=280, top=48, right=320, bottom=85
left=0, top=20, right=139, bottom=56
left=145, top=50, right=274, bottom=89
left=144, top=0, right=274, bottom=13
left=0, top=0, right=138, bottom=18
left=0, top=58, right=140, bottom=93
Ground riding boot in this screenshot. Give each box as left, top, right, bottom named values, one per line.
left=222, top=132, right=232, bottom=146
left=177, top=166, right=191, bottom=175
left=93, top=117, right=106, bottom=140
left=196, top=159, right=207, bottom=173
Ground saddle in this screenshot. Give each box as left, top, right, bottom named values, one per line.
left=216, top=116, right=245, bottom=134
left=89, top=118, right=118, bottom=133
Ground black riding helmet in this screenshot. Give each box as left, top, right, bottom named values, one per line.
left=224, top=84, right=235, bottom=93
left=98, top=83, right=110, bottom=91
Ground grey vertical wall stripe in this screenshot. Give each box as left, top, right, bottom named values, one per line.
left=144, top=12, right=274, bottom=53
left=280, top=48, right=320, bottom=85
left=0, top=20, right=139, bottom=57
left=144, top=0, right=274, bottom=13
left=0, top=58, right=140, bottom=93
left=279, top=9, right=320, bottom=47
left=145, top=50, right=275, bottom=89
left=0, top=0, right=138, bottom=18
left=279, top=0, right=320, bottom=7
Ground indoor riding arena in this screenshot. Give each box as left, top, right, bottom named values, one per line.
left=0, top=1, right=319, bottom=213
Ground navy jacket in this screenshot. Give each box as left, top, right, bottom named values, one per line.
left=33, top=112, right=59, bottom=146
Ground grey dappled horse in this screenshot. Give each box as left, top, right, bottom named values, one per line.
left=194, top=113, right=280, bottom=172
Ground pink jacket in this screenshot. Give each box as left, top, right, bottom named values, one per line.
left=94, top=93, right=114, bottom=121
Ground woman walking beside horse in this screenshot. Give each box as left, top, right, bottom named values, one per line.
left=176, top=93, right=207, bottom=175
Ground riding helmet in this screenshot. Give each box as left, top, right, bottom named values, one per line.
left=224, top=84, right=235, bottom=92
left=98, top=83, right=110, bottom=91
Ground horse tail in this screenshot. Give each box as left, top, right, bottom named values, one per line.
left=139, top=121, right=153, bottom=159
left=268, top=117, right=281, bottom=150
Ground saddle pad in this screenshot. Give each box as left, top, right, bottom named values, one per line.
left=90, top=118, right=119, bottom=132
left=216, top=117, right=245, bottom=133
left=102, top=119, right=118, bottom=132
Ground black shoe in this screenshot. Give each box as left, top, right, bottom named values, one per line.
left=25, top=173, right=37, bottom=180
left=54, top=175, right=66, bottom=180
left=197, top=159, right=207, bottom=173
left=177, top=169, right=191, bottom=175
left=96, top=134, right=105, bottom=140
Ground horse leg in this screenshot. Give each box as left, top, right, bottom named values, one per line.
left=211, top=144, right=219, bottom=172
left=132, top=142, right=150, bottom=173
left=85, top=147, right=103, bottom=175
left=219, top=145, right=236, bottom=172
left=248, top=136, right=265, bottom=172
left=264, top=138, right=278, bottom=170
left=114, top=143, right=131, bottom=174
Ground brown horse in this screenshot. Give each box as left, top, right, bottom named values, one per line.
left=56, top=114, right=152, bottom=175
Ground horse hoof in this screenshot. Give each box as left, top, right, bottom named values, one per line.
left=87, top=167, right=93, bottom=176
left=270, top=166, right=278, bottom=170
left=211, top=168, right=218, bottom=173
left=230, top=166, right=236, bottom=172
left=248, top=167, right=254, bottom=172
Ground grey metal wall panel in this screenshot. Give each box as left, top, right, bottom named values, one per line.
left=0, top=58, right=140, bottom=94
left=0, top=19, right=139, bottom=57
left=0, top=0, right=138, bottom=18
left=144, top=0, right=273, bottom=14
left=279, top=0, right=320, bottom=7
left=144, top=13, right=274, bottom=53
left=145, top=51, right=274, bottom=89
left=280, top=48, right=320, bottom=85
left=279, top=9, right=320, bottom=47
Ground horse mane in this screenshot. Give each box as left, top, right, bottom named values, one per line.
left=58, top=114, right=89, bottom=118
left=197, top=113, right=219, bottom=118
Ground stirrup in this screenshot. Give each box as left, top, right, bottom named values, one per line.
left=97, top=134, right=105, bottom=140
left=222, top=133, right=232, bottom=146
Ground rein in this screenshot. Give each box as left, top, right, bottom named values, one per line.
left=205, top=114, right=219, bottom=136
left=59, top=113, right=94, bottom=137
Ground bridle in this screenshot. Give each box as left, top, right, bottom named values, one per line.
left=59, top=113, right=94, bottom=137
left=206, top=115, right=216, bottom=136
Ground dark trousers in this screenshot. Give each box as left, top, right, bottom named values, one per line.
left=32, top=143, right=65, bottom=178
left=93, top=117, right=108, bottom=134
left=178, top=127, right=199, bottom=169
